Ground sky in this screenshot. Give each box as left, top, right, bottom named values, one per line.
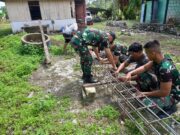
left=0, top=2, right=5, bottom=8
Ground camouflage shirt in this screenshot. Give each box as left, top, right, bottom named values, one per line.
left=78, top=28, right=110, bottom=48
left=153, top=57, right=180, bottom=90
left=112, top=44, right=128, bottom=56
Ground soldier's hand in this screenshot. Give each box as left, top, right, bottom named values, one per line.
left=124, top=72, right=132, bottom=82
left=99, top=58, right=109, bottom=64
left=97, top=57, right=103, bottom=61
left=118, top=76, right=126, bottom=82
left=113, top=70, right=119, bottom=77
left=135, top=91, right=145, bottom=98
left=113, top=66, right=117, bottom=71
left=99, top=59, right=105, bottom=64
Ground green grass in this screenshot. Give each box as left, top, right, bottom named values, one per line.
left=0, top=22, right=12, bottom=38
left=50, top=34, right=64, bottom=41
left=89, top=21, right=107, bottom=30
left=92, top=21, right=180, bottom=49
left=93, top=105, right=119, bottom=120
left=124, top=119, right=142, bottom=135
left=91, top=20, right=139, bottom=30
left=0, top=23, right=122, bottom=134
left=1, top=21, right=179, bottom=134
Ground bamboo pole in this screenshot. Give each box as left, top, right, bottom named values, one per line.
left=39, top=21, right=51, bottom=64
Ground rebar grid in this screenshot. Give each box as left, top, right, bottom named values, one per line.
left=92, top=62, right=180, bottom=135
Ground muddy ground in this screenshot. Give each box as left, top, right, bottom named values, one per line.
left=29, top=55, right=114, bottom=112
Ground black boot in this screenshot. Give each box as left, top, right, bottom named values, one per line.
left=84, top=75, right=98, bottom=83
left=81, top=74, right=85, bottom=80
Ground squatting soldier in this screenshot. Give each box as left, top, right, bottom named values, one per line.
left=115, top=42, right=158, bottom=92
left=110, top=43, right=129, bottom=66
left=125, top=40, right=180, bottom=114
left=70, top=28, right=117, bottom=83
left=100, top=43, right=129, bottom=66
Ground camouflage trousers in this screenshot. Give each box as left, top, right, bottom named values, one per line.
left=142, top=96, right=174, bottom=114
left=137, top=72, right=159, bottom=92
left=70, top=37, right=93, bottom=76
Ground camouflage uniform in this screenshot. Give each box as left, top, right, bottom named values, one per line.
left=111, top=44, right=129, bottom=64
left=126, top=54, right=158, bottom=92
left=70, top=28, right=110, bottom=77
left=143, top=55, right=180, bottom=114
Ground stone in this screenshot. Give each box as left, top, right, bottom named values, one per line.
left=28, top=92, right=34, bottom=98
left=72, top=119, right=78, bottom=125
left=82, top=87, right=96, bottom=99
left=106, top=21, right=127, bottom=29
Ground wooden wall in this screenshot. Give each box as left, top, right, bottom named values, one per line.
left=5, top=0, right=75, bottom=21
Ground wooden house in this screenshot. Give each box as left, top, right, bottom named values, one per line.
left=0, top=0, right=86, bottom=33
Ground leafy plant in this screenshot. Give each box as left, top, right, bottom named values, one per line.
left=19, top=44, right=44, bottom=55
left=124, top=119, right=142, bottom=135
left=50, top=45, right=63, bottom=55
left=93, top=105, right=120, bottom=120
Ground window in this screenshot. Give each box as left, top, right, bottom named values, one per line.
left=28, top=1, right=42, bottom=20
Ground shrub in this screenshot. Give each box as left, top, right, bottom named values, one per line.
left=20, top=44, right=44, bottom=55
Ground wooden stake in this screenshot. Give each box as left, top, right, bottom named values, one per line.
left=39, top=21, right=51, bottom=64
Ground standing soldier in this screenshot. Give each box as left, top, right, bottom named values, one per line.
left=70, top=28, right=117, bottom=83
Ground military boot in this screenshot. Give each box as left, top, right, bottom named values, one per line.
left=81, top=74, right=85, bottom=80
left=84, top=75, right=98, bottom=83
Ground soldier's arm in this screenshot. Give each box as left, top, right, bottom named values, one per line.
left=104, top=48, right=117, bottom=70
left=142, top=82, right=172, bottom=97
left=125, top=61, right=153, bottom=81
left=116, top=61, right=129, bottom=73
left=113, top=56, right=119, bottom=65
left=93, top=47, right=101, bottom=60
left=140, top=63, right=173, bottom=97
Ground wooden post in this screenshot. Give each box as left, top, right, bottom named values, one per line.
left=39, top=21, right=51, bottom=64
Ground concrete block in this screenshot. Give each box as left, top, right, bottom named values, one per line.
left=82, top=87, right=96, bottom=99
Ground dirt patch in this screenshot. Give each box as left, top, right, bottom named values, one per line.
left=29, top=56, right=115, bottom=111
left=51, top=38, right=64, bottom=46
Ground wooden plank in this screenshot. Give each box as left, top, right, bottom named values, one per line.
left=83, top=81, right=117, bottom=87
left=39, top=21, right=51, bottom=64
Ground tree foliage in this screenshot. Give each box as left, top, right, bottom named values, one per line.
left=87, top=0, right=142, bottom=20
left=0, top=6, right=8, bottom=19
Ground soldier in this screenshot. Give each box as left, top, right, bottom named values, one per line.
left=100, top=43, right=129, bottom=66
left=110, top=43, right=129, bottom=66
left=70, top=28, right=117, bottom=83
left=125, top=40, right=180, bottom=114
left=115, top=42, right=158, bottom=92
